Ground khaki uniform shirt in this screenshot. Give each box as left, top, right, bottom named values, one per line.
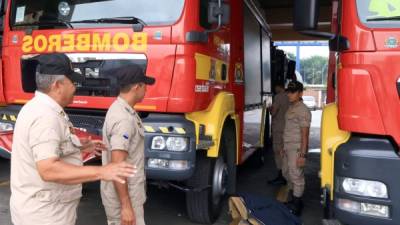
left=283, top=101, right=312, bottom=145
left=10, top=91, right=82, bottom=225
left=271, top=91, right=290, bottom=133
left=101, top=97, right=146, bottom=208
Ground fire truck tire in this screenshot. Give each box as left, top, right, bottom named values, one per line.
left=185, top=121, right=236, bottom=224
left=186, top=154, right=225, bottom=224
left=221, top=121, right=237, bottom=195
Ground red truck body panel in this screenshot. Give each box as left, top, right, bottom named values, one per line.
left=337, top=0, right=400, bottom=146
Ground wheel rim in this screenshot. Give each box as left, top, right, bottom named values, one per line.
left=212, top=157, right=228, bottom=205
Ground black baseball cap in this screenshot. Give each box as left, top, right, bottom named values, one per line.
left=115, top=64, right=155, bottom=87
left=286, top=81, right=304, bottom=93
left=35, top=53, right=85, bottom=83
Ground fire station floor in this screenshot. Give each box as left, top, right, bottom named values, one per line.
left=0, top=110, right=323, bottom=225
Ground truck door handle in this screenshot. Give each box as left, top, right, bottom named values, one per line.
left=397, top=78, right=400, bottom=98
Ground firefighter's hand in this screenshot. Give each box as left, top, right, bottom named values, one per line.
left=296, top=156, right=306, bottom=168
left=121, top=205, right=136, bottom=225
left=80, top=136, right=106, bottom=156
left=100, top=162, right=137, bottom=184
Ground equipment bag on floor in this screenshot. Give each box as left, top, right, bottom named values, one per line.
left=229, top=193, right=302, bottom=225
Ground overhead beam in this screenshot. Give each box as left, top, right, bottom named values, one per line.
left=264, top=6, right=332, bottom=41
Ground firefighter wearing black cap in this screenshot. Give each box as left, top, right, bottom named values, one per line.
left=282, top=81, right=311, bottom=216
left=10, top=53, right=136, bottom=225
left=101, top=64, right=155, bottom=225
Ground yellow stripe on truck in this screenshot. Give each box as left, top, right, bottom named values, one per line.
left=186, top=92, right=238, bottom=159
left=144, top=126, right=156, bottom=133
left=320, top=103, right=351, bottom=199
left=159, top=127, right=170, bottom=134
left=194, top=53, right=229, bottom=83
left=175, top=127, right=186, bottom=134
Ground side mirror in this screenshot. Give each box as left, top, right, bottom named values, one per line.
left=293, top=0, right=319, bottom=31
left=208, top=1, right=230, bottom=26
left=293, top=0, right=337, bottom=40
left=329, top=35, right=350, bottom=52
left=186, top=0, right=230, bottom=43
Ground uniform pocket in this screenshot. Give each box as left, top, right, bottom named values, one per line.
left=138, top=127, right=145, bottom=137
left=60, top=141, right=80, bottom=156
left=60, top=129, right=81, bottom=156
left=34, top=190, right=56, bottom=202
left=286, top=112, right=298, bottom=123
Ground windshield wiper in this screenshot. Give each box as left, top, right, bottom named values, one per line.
left=14, top=19, right=73, bottom=28
left=367, top=16, right=400, bottom=21
left=71, top=16, right=147, bottom=26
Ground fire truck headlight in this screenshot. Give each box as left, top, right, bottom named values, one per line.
left=342, top=177, right=388, bottom=198
left=337, top=198, right=389, bottom=218
left=151, top=136, right=166, bottom=150
left=0, top=122, right=14, bottom=132
left=147, top=158, right=189, bottom=170
left=166, top=137, right=188, bottom=152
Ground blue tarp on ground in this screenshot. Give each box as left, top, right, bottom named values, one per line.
left=238, top=193, right=303, bottom=225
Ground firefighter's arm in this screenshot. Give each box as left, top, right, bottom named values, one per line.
left=270, top=100, right=279, bottom=116
left=296, top=126, right=310, bottom=168
left=112, top=150, right=132, bottom=207
left=300, top=127, right=310, bottom=155
left=36, top=157, right=135, bottom=185
left=299, top=109, right=312, bottom=155
left=270, top=105, right=278, bottom=116
left=112, top=150, right=136, bottom=225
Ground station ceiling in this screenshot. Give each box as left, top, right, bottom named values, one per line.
left=256, top=0, right=333, bottom=41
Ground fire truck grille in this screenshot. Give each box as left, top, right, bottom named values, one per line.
left=69, top=114, right=105, bottom=136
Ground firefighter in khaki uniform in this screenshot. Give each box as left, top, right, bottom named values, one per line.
left=101, top=64, right=155, bottom=225
left=282, top=81, right=311, bottom=216
left=268, top=84, right=290, bottom=185
left=10, top=53, right=136, bottom=225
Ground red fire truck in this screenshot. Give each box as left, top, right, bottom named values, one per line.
left=295, top=0, right=400, bottom=225
left=0, top=0, right=277, bottom=223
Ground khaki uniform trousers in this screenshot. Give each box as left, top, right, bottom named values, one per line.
left=272, top=130, right=284, bottom=170
left=105, top=205, right=145, bottom=225
left=282, top=143, right=305, bottom=197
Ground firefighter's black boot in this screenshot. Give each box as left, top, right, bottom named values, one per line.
left=285, top=189, right=294, bottom=204
left=287, top=196, right=303, bottom=216
left=267, top=170, right=287, bottom=185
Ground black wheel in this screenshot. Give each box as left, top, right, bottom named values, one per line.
left=186, top=154, right=226, bottom=224
left=221, top=122, right=237, bottom=195
left=186, top=122, right=236, bottom=224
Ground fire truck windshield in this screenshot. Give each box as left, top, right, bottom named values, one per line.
left=10, top=0, right=185, bottom=29
left=357, top=0, right=400, bottom=28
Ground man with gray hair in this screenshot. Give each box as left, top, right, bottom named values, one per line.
left=10, top=53, right=136, bottom=225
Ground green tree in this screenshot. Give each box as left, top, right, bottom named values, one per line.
left=299, top=56, right=328, bottom=85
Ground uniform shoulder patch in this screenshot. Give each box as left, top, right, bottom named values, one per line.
left=123, top=134, right=129, bottom=140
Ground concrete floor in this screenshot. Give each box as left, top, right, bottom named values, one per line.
left=0, top=110, right=323, bottom=225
